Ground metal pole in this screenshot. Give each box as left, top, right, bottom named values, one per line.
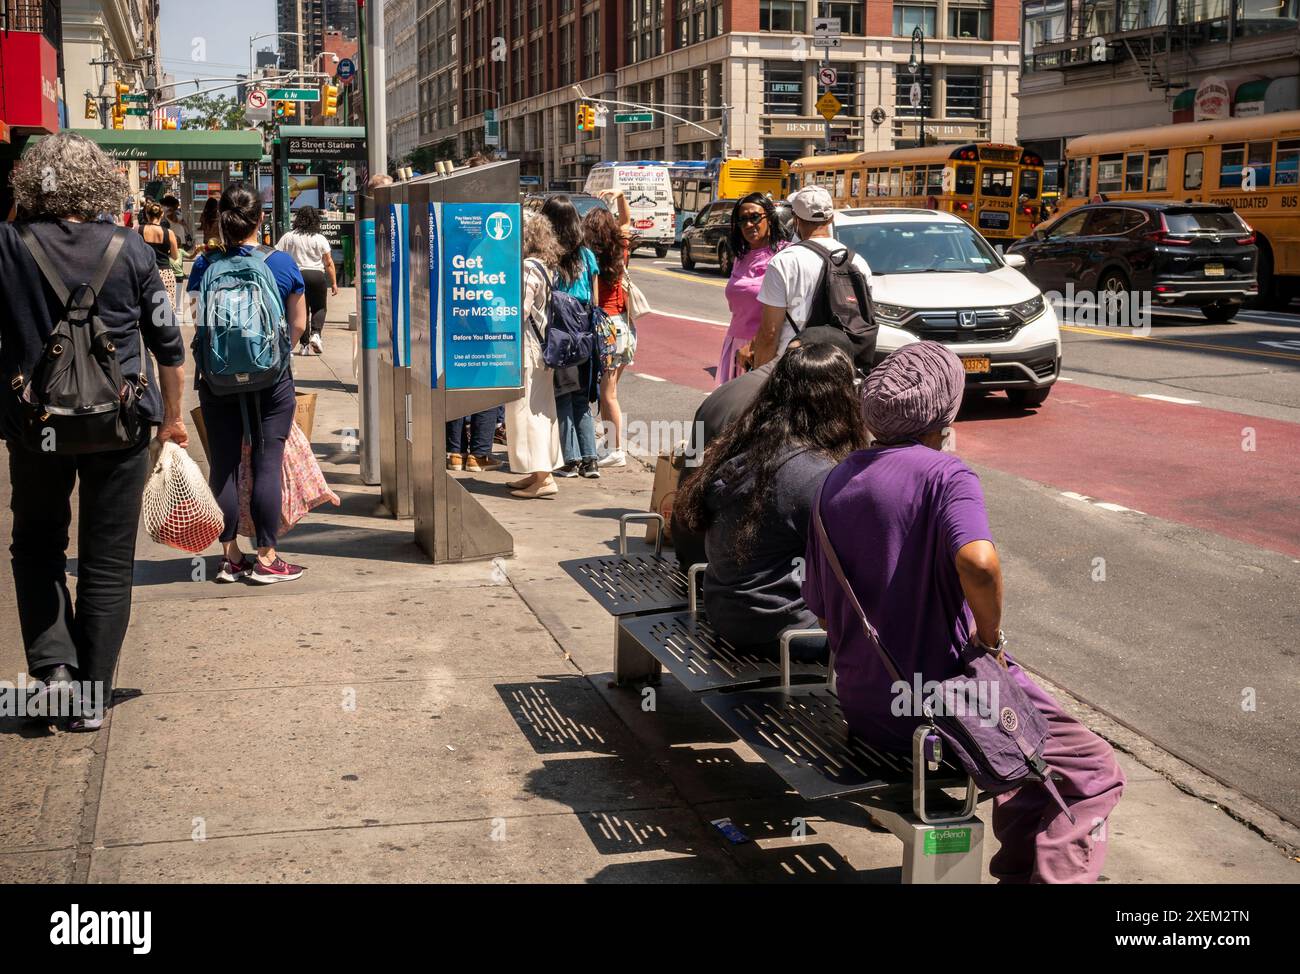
left=821, top=2, right=830, bottom=151
left=357, top=0, right=388, bottom=486
left=920, top=31, right=926, bottom=148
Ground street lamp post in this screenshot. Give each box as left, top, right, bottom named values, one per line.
left=908, top=26, right=926, bottom=149
left=248, top=31, right=305, bottom=91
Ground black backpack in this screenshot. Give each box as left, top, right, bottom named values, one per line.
left=525, top=258, right=604, bottom=370
left=790, top=239, right=878, bottom=372
left=10, top=226, right=144, bottom=454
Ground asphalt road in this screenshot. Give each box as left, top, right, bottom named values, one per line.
left=619, top=249, right=1300, bottom=826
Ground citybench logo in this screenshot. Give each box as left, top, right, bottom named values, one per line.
left=50, top=905, right=151, bottom=954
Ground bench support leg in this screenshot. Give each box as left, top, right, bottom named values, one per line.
left=868, top=808, right=986, bottom=885
left=613, top=620, right=662, bottom=687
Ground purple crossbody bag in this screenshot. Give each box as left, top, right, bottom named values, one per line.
left=812, top=486, right=1074, bottom=823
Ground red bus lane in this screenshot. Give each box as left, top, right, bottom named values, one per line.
left=957, top=383, right=1300, bottom=559
left=632, top=310, right=1300, bottom=559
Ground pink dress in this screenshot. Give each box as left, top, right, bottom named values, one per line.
left=718, top=242, right=786, bottom=386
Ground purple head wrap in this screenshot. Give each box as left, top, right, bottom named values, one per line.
left=862, top=341, right=966, bottom=444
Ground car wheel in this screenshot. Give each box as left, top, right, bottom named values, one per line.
left=1251, top=244, right=1291, bottom=310
left=1200, top=301, right=1241, bottom=324
left=655, top=244, right=669, bottom=259
left=680, top=243, right=695, bottom=271
left=1098, top=268, right=1129, bottom=325
left=1007, top=387, right=1051, bottom=409
left=718, top=242, right=734, bottom=277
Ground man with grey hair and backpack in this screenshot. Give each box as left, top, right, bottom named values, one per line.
left=749, top=185, right=876, bottom=372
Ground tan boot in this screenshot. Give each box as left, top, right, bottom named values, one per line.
left=447, top=453, right=463, bottom=471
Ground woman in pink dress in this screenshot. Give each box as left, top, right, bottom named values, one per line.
left=717, top=193, right=790, bottom=386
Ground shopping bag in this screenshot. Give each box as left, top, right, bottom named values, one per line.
left=141, top=440, right=224, bottom=553
left=237, top=422, right=340, bottom=539
left=646, top=450, right=687, bottom=547
left=624, top=273, right=651, bottom=324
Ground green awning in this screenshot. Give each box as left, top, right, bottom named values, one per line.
left=72, top=129, right=265, bottom=162
left=276, top=125, right=365, bottom=139
left=1233, top=79, right=1270, bottom=108
left=1172, top=89, right=1195, bottom=111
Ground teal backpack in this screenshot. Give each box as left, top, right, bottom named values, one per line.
left=194, top=246, right=289, bottom=395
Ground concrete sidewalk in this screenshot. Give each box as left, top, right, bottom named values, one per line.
left=1, top=290, right=1297, bottom=883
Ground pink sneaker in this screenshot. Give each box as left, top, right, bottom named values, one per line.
left=250, top=557, right=305, bottom=584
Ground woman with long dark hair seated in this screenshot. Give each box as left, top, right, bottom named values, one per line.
left=674, top=342, right=869, bottom=657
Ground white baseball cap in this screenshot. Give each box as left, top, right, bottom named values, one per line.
left=789, top=185, right=835, bottom=223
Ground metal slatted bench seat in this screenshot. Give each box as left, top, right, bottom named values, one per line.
left=617, top=571, right=828, bottom=692
left=703, top=636, right=988, bottom=884
left=560, top=514, right=689, bottom=685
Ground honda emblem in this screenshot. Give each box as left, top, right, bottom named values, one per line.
left=958, top=311, right=978, bottom=329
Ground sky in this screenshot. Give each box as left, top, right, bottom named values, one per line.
left=157, top=0, right=277, bottom=90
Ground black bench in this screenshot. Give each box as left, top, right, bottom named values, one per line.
left=562, top=521, right=988, bottom=883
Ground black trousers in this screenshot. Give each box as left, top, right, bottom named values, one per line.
left=7, top=434, right=151, bottom=696
left=301, top=269, right=328, bottom=341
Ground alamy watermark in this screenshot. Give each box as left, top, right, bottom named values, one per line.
left=0, top=673, right=105, bottom=721
left=890, top=673, right=1000, bottom=727
left=1045, top=284, right=1152, bottom=336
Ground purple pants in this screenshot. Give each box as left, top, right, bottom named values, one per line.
left=989, top=664, right=1126, bottom=883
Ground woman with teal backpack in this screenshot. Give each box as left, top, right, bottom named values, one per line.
left=187, top=184, right=308, bottom=584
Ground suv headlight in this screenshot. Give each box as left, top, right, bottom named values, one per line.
left=1010, top=294, right=1045, bottom=323
left=873, top=302, right=913, bottom=324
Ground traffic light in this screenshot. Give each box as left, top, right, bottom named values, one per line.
left=322, top=84, right=339, bottom=118
left=576, top=103, right=596, bottom=132
left=284, top=99, right=296, bottom=119
left=161, top=116, right=177, bottom=130
left=84, top=97, right=98, bottom=120
left=274, top=101, right=286, bottom=118
left=111, top=81, right=129, bottom=129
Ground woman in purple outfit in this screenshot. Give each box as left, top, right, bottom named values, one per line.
left=717, top=193, right=788, bottom=386
left=802, top=341, right=1125, bottom=883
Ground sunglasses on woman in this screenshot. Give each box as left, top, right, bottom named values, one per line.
left=738, top=213, right=767, bottom=226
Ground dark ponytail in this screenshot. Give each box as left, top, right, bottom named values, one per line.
left=219, top=182, right=262, bottom=249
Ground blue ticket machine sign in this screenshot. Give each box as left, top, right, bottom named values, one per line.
left=359, top=217, right=378, bottom=350
left=389, top=202, right=411, bottom=368
left=431, top=203, right=522, bottom=390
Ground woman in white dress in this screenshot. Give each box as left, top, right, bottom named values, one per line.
left=506, top=212, right=565, bottom=498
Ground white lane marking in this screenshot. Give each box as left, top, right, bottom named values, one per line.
left=1138, top=393, right=1201, bottom=405
left=635, top=373, right=667, bottom=382
left=1057, top=376, right=1075, bottom=382
left=646, top=308, right=729, bottom=327
left=1061, top=491, right=1147, bottom=516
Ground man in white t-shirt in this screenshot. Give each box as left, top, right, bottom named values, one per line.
left=751, top=185, right=872, bottom=368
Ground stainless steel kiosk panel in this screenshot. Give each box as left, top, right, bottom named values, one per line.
left=374, top=184, right=414, bottom=518
left=408, top=160, right=524, bottom=562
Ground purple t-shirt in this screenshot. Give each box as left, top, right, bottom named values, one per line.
left=802, top=444, right=993, bottom=749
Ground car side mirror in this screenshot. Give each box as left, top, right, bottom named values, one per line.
left=1004, top=252, right=1027, bottom=270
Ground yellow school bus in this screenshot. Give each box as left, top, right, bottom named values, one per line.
left=790, top=143, right=1045, bottom=245
left=1064, top=112, right=1300, bottom=307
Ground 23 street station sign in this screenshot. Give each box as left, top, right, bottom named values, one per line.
left=283, top=136, right=367, bottom=160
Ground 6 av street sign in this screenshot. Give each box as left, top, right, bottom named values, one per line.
left=266, top=87, right=320, bottom=102
left=615, top=112, right=653, bottom=124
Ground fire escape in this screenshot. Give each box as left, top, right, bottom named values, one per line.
left=1033, top=0, right=1197, bottom=102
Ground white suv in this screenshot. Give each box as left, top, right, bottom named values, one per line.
left=832, top=208, right=1061, bottom=408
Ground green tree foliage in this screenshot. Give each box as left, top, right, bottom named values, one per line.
left=179, top=94, right=247, bottom=131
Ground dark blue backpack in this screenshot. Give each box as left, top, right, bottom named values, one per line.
left=526, top=258, right=603, bottom=370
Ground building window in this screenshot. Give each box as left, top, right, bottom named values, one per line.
left=944, top=69, right=982, bottom=117
left=894, top=64, right=933, bottom=117
left=764, top=62, right=804, bottom=115
left=712, top=1, right=724, bottom=34
left=1236, top=0, right=1300, bottom=37
left=560, top=24, right=574, bottom=86
left=583, top=12, right=599, bottom=78
left=893, top=2, right=937, bottom=36
left=1023, top=0, right=1066, bottom=69
left=512, top=47, right=524, bottom=102
left=529, top=0, right=541, bottom=30
left=760, top=0, right=807, bottom=31
left=948, top=1, right=991, bottom=38
left=529, top=38, right=542, bottom=96
left=826, top=2, right=865, bottom=34
left=830, top=66, right=859, bottom=116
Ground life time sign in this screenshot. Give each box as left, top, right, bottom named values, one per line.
left=432, top=203, right=522, bottom=390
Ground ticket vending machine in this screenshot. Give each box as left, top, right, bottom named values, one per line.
left=407, top=160, right=524, bottom=562
left=374, top=184, right=414, bottom=518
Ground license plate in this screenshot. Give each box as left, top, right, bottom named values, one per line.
left=1204, top=263, right=1225, bottom=277
left=962, top=357, right=991, bottom=374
